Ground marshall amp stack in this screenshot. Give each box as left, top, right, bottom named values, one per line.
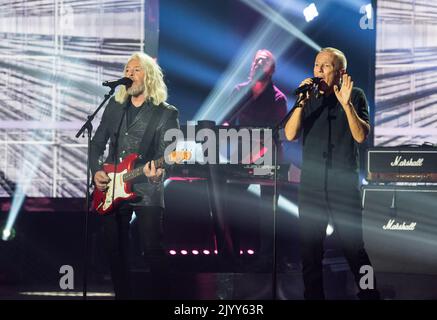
left=366, top=146, right=437, bottom=183
left=362, top=145, right=437, bottom=277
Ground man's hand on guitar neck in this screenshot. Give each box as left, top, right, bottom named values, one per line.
left=94, top=170, right=110, bottom=191
left=144, top=160, right=164, bottom=184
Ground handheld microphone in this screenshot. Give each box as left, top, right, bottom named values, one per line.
left=102, top=77, right=133, bottom=89
left=294, top=77, right=321, bottom=96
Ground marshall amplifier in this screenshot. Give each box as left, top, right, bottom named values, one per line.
left=366, top=146, right=437, bottom=182
left=361, top=185, right=437, bottom=275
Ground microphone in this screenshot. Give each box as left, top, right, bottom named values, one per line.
left=294, top=77, right=321, bottom=96
left=102, top=77, right=133, bottom=89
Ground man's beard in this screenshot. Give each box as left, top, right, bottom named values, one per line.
left=127, top=82, right=145, bottom=97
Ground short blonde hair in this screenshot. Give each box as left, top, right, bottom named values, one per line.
left=115, top=52, right=168, bottom=105
left=320, top=47, right=347, bottom=70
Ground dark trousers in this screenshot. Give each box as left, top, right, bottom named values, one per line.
left=102, top=203, right=164, bottom=299
left=299, top=188, right=380, bottom=300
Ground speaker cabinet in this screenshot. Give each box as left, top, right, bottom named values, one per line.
left=362, top=185, right=437, bottom=275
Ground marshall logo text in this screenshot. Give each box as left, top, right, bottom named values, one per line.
left=383, top=219, right=416, bottom=231
left=390, top=156, right=424, bottom=167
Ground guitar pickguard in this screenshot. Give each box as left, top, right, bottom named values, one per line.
left=102, top=170, right=130, bottom=211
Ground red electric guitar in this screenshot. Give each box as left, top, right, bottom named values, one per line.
left=92, top=151, right=191, bottom=215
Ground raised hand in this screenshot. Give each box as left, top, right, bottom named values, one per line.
left=334, top=74, right=353, bottom=108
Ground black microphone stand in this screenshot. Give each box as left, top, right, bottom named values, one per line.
left=75, top=87, right=115, bottom=300
left=270, top=93, right=305, bottom=300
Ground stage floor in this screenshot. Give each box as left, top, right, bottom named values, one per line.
left=2, top=269, right=437, bottom=300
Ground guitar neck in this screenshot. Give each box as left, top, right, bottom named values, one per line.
left=123, top=157, right=165, bottom=182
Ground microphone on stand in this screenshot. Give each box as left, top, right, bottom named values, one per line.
left=102, top=77, right=133, bottom=89
left=293, top=77, right=321, bottom=96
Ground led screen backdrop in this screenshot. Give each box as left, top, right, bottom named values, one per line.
left=0, top=0, right=157, bottom=197
left=375, top=0, right=437, bottom=146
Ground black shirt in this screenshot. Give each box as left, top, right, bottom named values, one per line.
left=229, top=80, right=287, bottom=127
left=126, top=100, right=143, bottom=127
left=227, top=81, right=288, bottom=163
left=300, top=87, right=370, bottom=191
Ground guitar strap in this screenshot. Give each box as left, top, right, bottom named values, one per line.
left=138, top=101, right=172, bottom=163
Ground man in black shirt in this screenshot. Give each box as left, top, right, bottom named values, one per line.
left=285, top=47, right=380, bottom=300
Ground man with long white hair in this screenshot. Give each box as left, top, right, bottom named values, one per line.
left=90, top=52, right=179, bottom=299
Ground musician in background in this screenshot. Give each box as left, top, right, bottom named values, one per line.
left=228, top=49, right=288, bottom=128
left=226, top=49, right=287, bottom=268
left=90, top=52, right=179, bottom=299
left=284, top=47, right=380, bottom=300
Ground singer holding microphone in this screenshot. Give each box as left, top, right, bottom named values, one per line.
left=90, top=52, right=180, bottom=299
left=285, top=47, right=380, bottom=300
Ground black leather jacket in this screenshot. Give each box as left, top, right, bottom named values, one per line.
left=90, top=97, right=180, bottom=207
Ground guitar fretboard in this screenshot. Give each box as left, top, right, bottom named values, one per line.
left=122, top=157, right=165, bottom=182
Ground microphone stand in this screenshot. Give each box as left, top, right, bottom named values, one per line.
left=271, top=94, right=305, bottom=300
left=226, top=89, right=253, bottom=125
left=75, top=87, right=115, bottom=300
